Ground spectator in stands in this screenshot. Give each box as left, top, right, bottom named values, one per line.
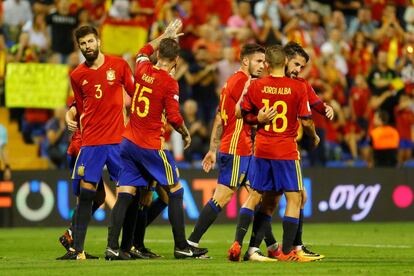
left=0, top=123, right=11, bottom=180
left=320, top=27, right=350, bottom=76
left=3, top=0, right=32, bottom=44
left=254, top=0, right=282, bottom=32
left=348, top=32, right=374, bottom=80
left=325, top=10, right=347, bottom=34
left=394, top=93, right=414, bottom=166
left=370, top=110, right=399, bottom=167
left=404, top=1, right=414, bottom=33
left=46, top=0, right=78, bottom=63
left=216, top=47, right=239, bottom=92
left=226, top=0, right=259, bottom=44
left=45, top=107, right=70, bottom=168
left=15, top=13, right=50, bottom=63
left=182, top=99, right=208, bottom=163
left=347, top=7, right=377, bottom=41
left=184, top=45, right=218, bottom=125
left=368, top=50, right=400, bottom=125
left=334, top=0, right=361, bottom=27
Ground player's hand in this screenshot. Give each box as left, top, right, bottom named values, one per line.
left=164, top=19, right=183, bottom=39
left=183, top=135, right=191, bottom=150
left=310, top=134, right=320, bottom=150
left=324, top=103, right=334, bottom=120
left=202, top=150, right=216, bottom=173
left=66, top=117, right=78, bottom=132
left=258, top=106, right=277, bottom=124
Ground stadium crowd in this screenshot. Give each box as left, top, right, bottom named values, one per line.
left=1, top=0, right=414, bottom=168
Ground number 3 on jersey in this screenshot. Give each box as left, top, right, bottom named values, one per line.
left=131, top=83, right=152, bottom=117
left=262, top=99, right=287, bottom=132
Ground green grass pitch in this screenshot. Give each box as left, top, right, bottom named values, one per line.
left=1, top=223, right=414, bottom=275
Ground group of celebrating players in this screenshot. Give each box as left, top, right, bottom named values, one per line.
left=56, top=18, right=333, bottom=262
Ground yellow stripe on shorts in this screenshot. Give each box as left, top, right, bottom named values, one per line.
left=295, top=160, right=303, bottom=190
left=71, top=148, right=82, bottom=179
left=230, top=155, right=240, bottom=187
left=158, top=150, right=174, bottom=185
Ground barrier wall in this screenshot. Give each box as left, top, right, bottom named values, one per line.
left=0, top=168, right=413, bottom=227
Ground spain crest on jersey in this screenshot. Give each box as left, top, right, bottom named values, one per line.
left=106, top=68, right=116, bottom=81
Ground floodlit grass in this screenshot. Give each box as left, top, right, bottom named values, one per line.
left=1, top=223, right=413, bottom=275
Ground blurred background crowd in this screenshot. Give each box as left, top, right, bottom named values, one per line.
left=0, top=0, right=414, bottom=172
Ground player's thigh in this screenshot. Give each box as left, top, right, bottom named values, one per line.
left=250, top=157, right=274, bottom=192
left=106, top=143, right=122, bottom=182
left=72, top=146, right=107, bottom=184
left=118, top=139, right=153, bottom=191
left=273, top=160, right=304, bottom=193
left=217, top=153, right=251, bottom=189
left=140, top=148, right=179, bottom=187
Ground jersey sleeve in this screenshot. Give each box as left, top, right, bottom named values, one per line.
left=121, top=60, right=136, bottom=97
left=240, top=81, right=256, bottom=114
left=164, top=79, right=184, bottom=129
left=298, top=83, right=312, bottom=119
left=136, top=44, right=154, bottom=63
left=229, top=76, right=248, bottom=102
left=70, top=75, right=83, bottom=115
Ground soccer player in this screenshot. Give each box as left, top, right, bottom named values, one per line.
left=57, top=25, right=135, bottom=260
left=229, top=42, right=332, bottom=261
left=57, top=103, right=105, bottom=259
left=240, top=44, right=319, bottom=262
left=105, top=19, right=207, bottom=260
left=187, top=44, right=277, bottom=261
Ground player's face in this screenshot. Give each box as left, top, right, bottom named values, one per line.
left=248, top=52, right=265, bottom=78
left=78, top=34, right=100, bottom=62
left=286, top=54, right=307, bottom=78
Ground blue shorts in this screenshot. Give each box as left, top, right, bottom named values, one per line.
left=399, top=139, right=413, bottom=149
left=72, top=144, right=121, bottom=184
left=251, top=158, right=303, bottom=192
left=69, top=153, right=105, bottom=196
left=118, top=138, right=179, bottom=187
left=217, top=152, right=252, bottom=188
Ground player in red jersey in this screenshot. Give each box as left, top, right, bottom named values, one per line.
left=57, top=103, right=105, bottom=258
left=105, top=19, right=208, bottom=260
left=57, top=25, right=135, bottom=260
left=228, top=42, right=331, bottom=261
left=186, top=44, right=277, bottom=261
left=240, top=45, right=320, bottom=262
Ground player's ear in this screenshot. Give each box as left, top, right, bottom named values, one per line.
left=242, top=57, right=249, bottom=67
left=97, top=38, right=101, bottom=48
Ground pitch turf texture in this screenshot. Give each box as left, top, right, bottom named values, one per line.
left=1, top=223, right=413, bottom=275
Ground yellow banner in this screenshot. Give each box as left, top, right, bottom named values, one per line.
left=6, top=63, right=68, bottom=108
left=101, top=21, right=148, bottom=56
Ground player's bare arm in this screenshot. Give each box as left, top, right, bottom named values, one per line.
left=65, top=106, right=78, bottom=132
left=202, top=113, right=222, bottom=173
left=175, top=123, right=191, bottom=150
left=301, top=118, right=320, bottom=149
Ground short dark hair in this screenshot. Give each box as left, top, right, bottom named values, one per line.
left=240, top=43, right=265, bottom=60
left=74, top=25, right=98, bottom=44
left=283, top=41, right=309, bottom=62
left=265, top=44, right=286, bottom=69
left=159, top=38, right=180, bottom=61
left=378, top=110, right=390, bottom=125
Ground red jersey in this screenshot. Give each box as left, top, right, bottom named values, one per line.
left=395, top=108, right=414, bottom=140
left=123, top=44, right=184, bottom=150
left=241, top=76, right=311, bottom=160
left=70, top=55, right=135, bottom=146
left=219, top=71, right=252, bottom=156
left=67, top=129, right=82, bottom=156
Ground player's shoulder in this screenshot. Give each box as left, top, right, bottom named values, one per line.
left=70, top=63, right=87, bottom=79
left=105, top=55, right=128, bottom=67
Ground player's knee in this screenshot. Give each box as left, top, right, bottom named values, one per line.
left=213, top=186, right=235, bottom=207
left=80, top=181, right=97, bottom=191
left=118, top=185, right=136, bottom=196
left=243, top=192, right=262, bottom=209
